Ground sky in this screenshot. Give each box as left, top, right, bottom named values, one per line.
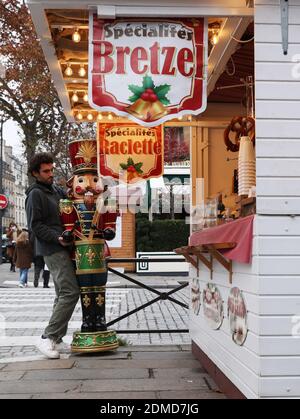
left=3, top=119, right=24, bottom=157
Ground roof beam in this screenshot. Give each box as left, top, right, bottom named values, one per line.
left=96, top=6, right=254, bottom=18
left=28, top=3, right=75, bottom=122
left=27, top=1, right=254, bottom=17
left=207, top=16, right=253, bottom=96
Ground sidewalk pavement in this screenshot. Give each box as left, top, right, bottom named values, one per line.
left=0, top=264, right=225, bottom=399
left=0, top=345, right=225, bottom=399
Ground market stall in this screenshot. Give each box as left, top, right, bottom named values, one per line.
left=175, top=112, right=257, bottom=398
left=27, top=0, right=300, bottom=399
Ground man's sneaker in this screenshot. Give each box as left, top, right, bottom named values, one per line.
left=18, top=283, right=24, bottom=288
left=36, top=337, right=60, bottom=359
left=55, top=340, right=71, bottom=353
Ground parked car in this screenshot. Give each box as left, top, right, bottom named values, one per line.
left=1, top=235, right=10, bottom=263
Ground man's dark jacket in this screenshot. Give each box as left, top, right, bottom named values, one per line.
left=25, top=182, right=66, bottom=257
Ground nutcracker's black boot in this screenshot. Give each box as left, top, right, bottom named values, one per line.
left=94, top=289, right=107, bottom=332
left=80, top=292, right=95, bottom=333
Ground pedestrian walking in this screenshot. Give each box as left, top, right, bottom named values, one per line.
left=13, top=229, right=33, bottom=288
left=43, top=263, right=50, bottom=288
left=6, top=222, right=21, bottom=272
left=26, top=152, right=79, bottom=359
left=33, top=255, right=50, bottom=288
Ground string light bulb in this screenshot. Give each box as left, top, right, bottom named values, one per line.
left=83, top=92, right=88, bottom=102
left=78, top=65, right=86, bottom=77
left=87, top=113, right=94, bottom=121
left=77, top=112, right=83, bottom=120
left=71, top=92, right=79, bottom=102
left=64, top=64, right=73, bottom=77
left=108, top=113, right=113, bottom=120
left=97, top=113, right=103, bottom=121
left=209, top=23, right=221, bottom=46
left=211, top=31, right=219, bottom=46
left=72, top=28, right=81, bottom=43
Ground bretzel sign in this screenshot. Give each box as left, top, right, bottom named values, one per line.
left=89, top=15, right=207, bottom=127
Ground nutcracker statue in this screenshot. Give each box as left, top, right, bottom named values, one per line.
left=60, top=139, right=119, bottom=353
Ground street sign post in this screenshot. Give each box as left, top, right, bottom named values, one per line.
left=0, top=194, right=8, bottom=210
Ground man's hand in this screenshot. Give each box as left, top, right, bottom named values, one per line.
left=58, top=236, right=73, bottom=247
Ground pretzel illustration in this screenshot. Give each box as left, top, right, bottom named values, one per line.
left=224, top=116, right=255, bottom=152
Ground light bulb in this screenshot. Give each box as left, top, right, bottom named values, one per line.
left=78, top=65, right=86, bottom=77
left=77, top=112, right=83, bottom=120
left=188, top=115, right=192, bottom=121
left=178, top=115, right=183, bottom=121
left=108, top=113, right=113, bottom=120
left=72, top=29, right=81, bottom=43
left=97, top=114, right=103, bottom=121
left=87, top=113, right=94, bottom=121
left=64, top=64, right=73, bottom=77
left=212, top=32, right=219, bottom=46
left=83, top=93, right=88, bottom=102
left=71, top=92, right=79, bottom=102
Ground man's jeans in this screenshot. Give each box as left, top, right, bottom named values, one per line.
left=44, top=250, right=79, bottom=342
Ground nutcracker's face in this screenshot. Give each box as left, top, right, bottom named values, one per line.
left=71, top=173, right=104, bottom=209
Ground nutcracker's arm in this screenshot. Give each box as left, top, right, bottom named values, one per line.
left=95, top=211, right=118, bottom=241
left=59, top=199, right=81, bottom=241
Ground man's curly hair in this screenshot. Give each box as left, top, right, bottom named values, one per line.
left=28, top=153, right=54, bottom=175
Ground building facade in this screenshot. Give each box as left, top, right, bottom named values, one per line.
left=1, top=157, right=15, bottom=230
left=2, top=143, right=28, bottom=231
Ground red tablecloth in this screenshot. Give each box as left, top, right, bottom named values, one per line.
left=189, top=215, right=254, bottom=264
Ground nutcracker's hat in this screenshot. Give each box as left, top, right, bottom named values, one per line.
left=69, top=139, right=98, bottom=174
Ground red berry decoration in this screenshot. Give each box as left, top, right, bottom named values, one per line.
left=149, top=93, right=158, bottom=103
left=141, top=92, right=149, bottom=101
left=127, top=165, right=136, bottom=173
left=128, top=76, right=171, bottom=109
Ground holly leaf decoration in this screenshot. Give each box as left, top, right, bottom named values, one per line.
left=119, top=159, right=144, bottom=174
left=128, top=84, right=145, bottom=96
left=134, top=162, right=144, bottom=174
left=127, top=76, right=171, bottom=106
left=128, top=94, right=140, bottom=103
left=154, top=84, right=171, bottom=99
left=160, top=97, right=171, bottom=106
left=143, top=75, right=155, bottom=90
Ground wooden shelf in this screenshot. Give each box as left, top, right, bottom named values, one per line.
left=174, top=242, right=236, bottom=284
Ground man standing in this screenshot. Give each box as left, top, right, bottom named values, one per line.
left=26, top=153, right=79, bottom=359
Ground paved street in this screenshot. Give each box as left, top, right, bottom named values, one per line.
left=0, top=263, right=190, bottom=363
left=0, top=345, right=225, bottom=399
